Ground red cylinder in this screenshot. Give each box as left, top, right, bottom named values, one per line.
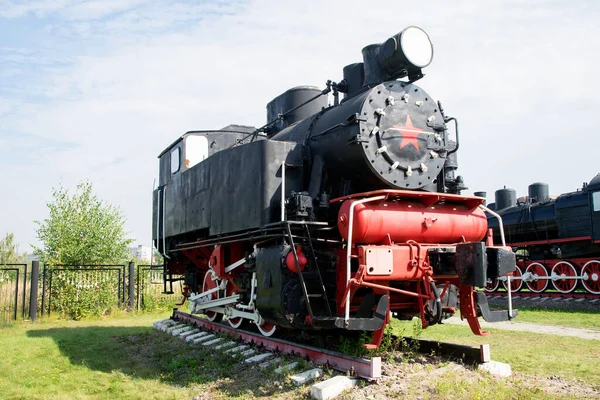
left=286, top=246, right=308, bottom=272
left=337, top=199, right=487, bottom=244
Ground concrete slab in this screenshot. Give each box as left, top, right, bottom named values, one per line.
left=202, top=338, right=222, bottom=346
left=171, top=326, right=194, bottom=336
left=275, top=362, right=298, bottom=374
left=179, top=329, right=200, bottom=338
left=478, top=361, right=512, bottom=377
left=290, top=368, right=323, bottom=386
left=480, top=344, right=491, bottom=363
left=158, top=322, right=177, bottom=332
left=239, top=349, right=257, bottom=357
left=185, top=332, right=208, bottom=342
left=310, top=376, right=358, bottom=400
left=166, top=323, right=187, bottom=334
left=259, top=357, right=281, bottom=369
left=154, top=323, right=170, bottom=331
left=244, top=353, right=273, bottom=364
left=214, top=341, right=237, bottom=350
left=153, top=319, right=172, bottom=329
left=225, top=345, right=249, bottom=354
left=192, top=334, right=215, bottom=344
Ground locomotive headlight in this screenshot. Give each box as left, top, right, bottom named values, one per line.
left=379, top=26, right=434, bottom=77
left=399, top=26, right=433, bottom=68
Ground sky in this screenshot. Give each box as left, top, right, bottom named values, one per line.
left=1, top=0, right=599, bottom=251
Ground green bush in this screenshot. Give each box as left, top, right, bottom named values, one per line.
left=49, top=270, right=121, bottom=319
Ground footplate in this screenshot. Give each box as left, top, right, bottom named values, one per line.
left=475, top=291, right=518, bottom=322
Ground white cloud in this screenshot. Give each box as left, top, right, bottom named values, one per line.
left=1, top=0, right=599, bottom=250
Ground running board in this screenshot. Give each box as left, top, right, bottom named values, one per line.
left=475, top=291, right=518, bottom=322
left=312, top=295, right=389, bottom=331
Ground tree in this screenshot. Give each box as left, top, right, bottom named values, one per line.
left=0, top=233, right=27, bottom=264
left=33, top=181, right=133, bottom=265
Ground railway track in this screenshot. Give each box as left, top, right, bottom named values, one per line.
left=153, top=309, right=492, bottom=385
left=486, top=291, right=600, bottom=301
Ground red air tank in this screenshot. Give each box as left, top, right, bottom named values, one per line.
left=337, top=199, right=487, bottom=244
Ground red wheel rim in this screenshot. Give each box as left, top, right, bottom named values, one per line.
left=484, top=278, right=499, bottom=292
left=257, top=321, right=276, bottom=337
left=502, top=265, right=523, bottom=292
left=551, top=262, right=578, bottom=294
left=202, top=271, right=221, bottom=321
left=582, top=260, right=600, bottom=295
left=225, top=282, right=244, bottom=328
left=228, top=317, right=244, bottom=328
left=525, top=262, right=549, bottom=293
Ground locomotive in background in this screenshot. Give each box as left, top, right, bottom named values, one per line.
left=152, top=26, right=517, bottom=348
left=482, top=175, right=600, bottom=295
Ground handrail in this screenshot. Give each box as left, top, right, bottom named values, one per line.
left=345, top=195, right=386, bottom=322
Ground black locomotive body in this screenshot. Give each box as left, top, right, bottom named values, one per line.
left=485, top=175, right=600, bottom=294
left=153, top=27, right=517, bottom=345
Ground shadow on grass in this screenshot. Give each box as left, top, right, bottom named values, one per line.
left=27, top=326, right=292, bottom=398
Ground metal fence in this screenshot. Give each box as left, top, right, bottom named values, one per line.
left=136, top=264, right=183, bottom=311
left=0, top=261, right=180, bottom=321
left=41, top=264, right=126, bottom=317
left=0, top=263, right=29, bottom=322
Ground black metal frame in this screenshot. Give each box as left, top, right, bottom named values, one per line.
left=43, top=264, right=126, bottom=316
left=136, top=264, right=165, bottom=311
left=0, top=267, right=20, bottom=320
left=1, top=263, right=28, bottom=319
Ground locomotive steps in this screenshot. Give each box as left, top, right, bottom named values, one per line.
left=153, top=311, right=511, bottom=398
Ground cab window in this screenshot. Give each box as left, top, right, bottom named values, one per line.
left=185, top=135, right=209, bottom=169
left=593, top=191, right=600, bottom=212
left=170, top=147, right=180, bottom=174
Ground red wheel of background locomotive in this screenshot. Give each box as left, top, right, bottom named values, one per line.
left=502, top=265, right=523, bottom=292
left=202, top=271, right=223, bottom=322
left=484, top=278, right=499, bottom=292
left=525, top=262, right=549, bottom=293
left=551, top=261, right=578, bottom=294
left=581, top=260, right=600, bottom=295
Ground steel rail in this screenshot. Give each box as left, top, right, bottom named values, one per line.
left=171, top=309, right=382, bottom=380
left=170, top=310, right=492, bottom=380
left=486, top=291, right=600, bottom=300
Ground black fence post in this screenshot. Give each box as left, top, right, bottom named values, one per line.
left=30, top=261, right=39, bottom=321
left=128, top=262, right=135, bottom=311
left=22, top=263, right=27, bottom=319
left=13, top=270, right=19, bottom=320
left=41, top=264, right=47, bottom=318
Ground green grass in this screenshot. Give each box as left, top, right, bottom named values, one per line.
left=2, top=311, right=599, bottom=399
left=390, top=318, right=600, bottom=388
left=0, top=312, right=306, bottom=400
left=512, top=308, right=600, bottom=330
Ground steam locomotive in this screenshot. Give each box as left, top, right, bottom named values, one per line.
left=482, top=175, right=600, bottom=295
left=153, top=26, right=517, bottom=348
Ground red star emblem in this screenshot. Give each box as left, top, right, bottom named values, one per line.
left=389, top=114, right=423, bottom=151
